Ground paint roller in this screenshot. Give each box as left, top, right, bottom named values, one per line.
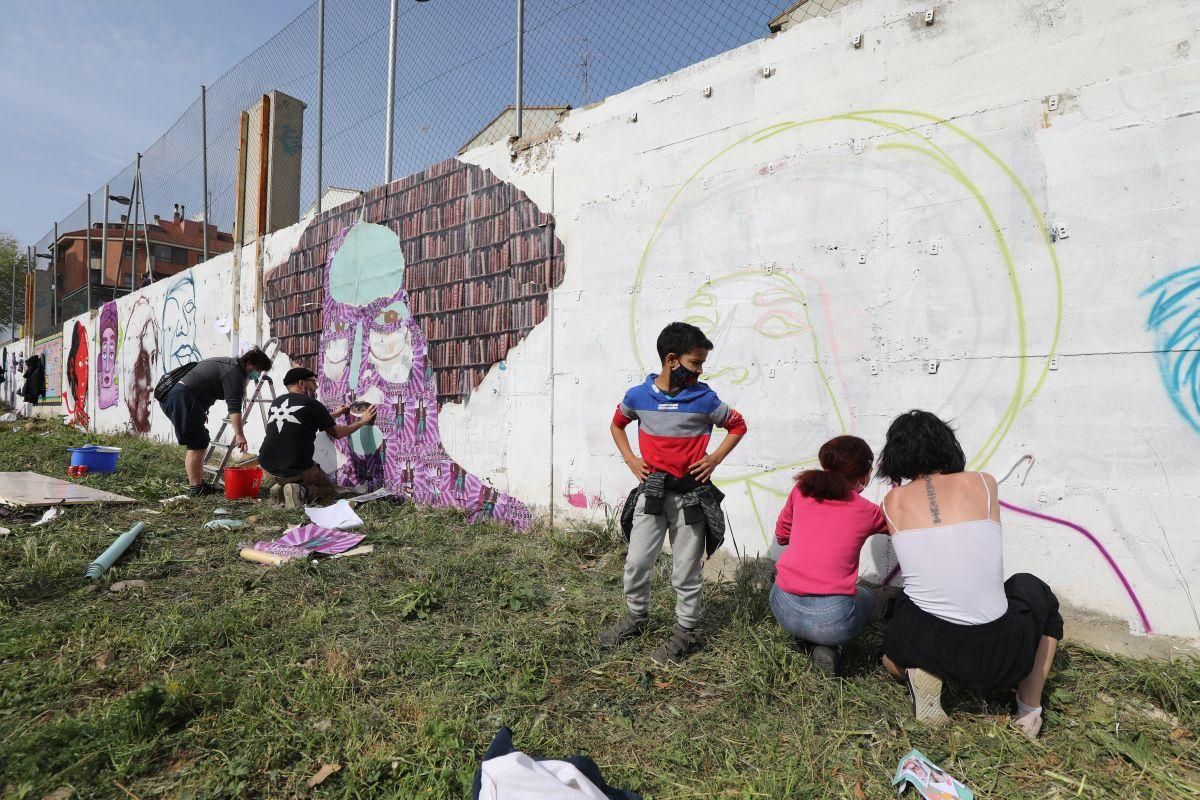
left=85, top=522, right=146, bottom=580
left=239, top=547, right=290, bottom=566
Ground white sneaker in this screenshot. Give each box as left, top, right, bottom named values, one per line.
left=907, top=668, right=950, bottom=726
left=1013, top=711, right=1043, bottom=740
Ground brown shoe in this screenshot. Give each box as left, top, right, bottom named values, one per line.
left=598, top=613, right=648, bottom=648
left=649, top=624, right=700, bottom=665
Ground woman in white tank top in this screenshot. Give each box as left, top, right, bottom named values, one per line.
left=876, top=410, right=1063, bottom=740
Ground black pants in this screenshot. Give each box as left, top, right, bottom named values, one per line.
left=883, top=573, right=1063, bottom=692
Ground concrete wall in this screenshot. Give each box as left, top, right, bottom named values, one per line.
left=56, top=0, right=1200, bottom=644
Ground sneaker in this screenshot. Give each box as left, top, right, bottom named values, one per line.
left=189, top=482, right=219, bottom=497
left=268, top=484, right=284, bottom=506
left=649, top=624, right=700, bottom=665
left=907, top=668, right=950, bottom=726
left=598, top=613, right=648, bottom=648
left=1012, top=711, right=1043, bottom=740
left=810, top=645, right=843, bottom=677
left=282, top=483, right=305, bottom=510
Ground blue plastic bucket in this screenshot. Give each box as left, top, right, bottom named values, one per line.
left=68, top=445, right=121, bottom=474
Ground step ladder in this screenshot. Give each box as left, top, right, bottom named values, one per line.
left=203, top=337, right=282, bottom=486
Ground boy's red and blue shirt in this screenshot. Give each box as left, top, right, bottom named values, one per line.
left=613, top=375, right=748, bottom=478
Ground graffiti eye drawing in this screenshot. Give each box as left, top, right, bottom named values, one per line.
left=1143, top=264, right=1200, bottom=434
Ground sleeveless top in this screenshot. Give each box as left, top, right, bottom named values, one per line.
left=882, top=473, right=1008, bottom=626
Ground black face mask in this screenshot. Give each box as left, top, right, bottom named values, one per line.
left=670, top=361, right=701, bottom=390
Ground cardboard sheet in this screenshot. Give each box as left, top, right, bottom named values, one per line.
left=0, top=472, right=137, bottom=507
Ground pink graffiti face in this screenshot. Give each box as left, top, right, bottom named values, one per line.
left=100, top=329, right=115, bottom=386
left=97, top=302, right=119, bottom=410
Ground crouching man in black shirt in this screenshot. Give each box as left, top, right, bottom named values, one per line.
left=258, top=367, right=376, bottom=508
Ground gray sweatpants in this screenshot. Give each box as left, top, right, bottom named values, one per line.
left=624, top=492, right=708, bottom=629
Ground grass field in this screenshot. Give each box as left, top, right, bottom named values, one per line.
left=0, top=419, right=1197, bottom=799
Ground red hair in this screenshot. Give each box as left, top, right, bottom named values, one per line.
left=796, top=435, right=874, bottom=501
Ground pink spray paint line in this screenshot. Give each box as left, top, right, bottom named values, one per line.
left=999, top=500, right=1152, bottom=634
left=882, top=503, right=1152, bottom=634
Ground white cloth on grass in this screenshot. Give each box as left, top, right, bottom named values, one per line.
left=479, top=752, right=611, bottom=800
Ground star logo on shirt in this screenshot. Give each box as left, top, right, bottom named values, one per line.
left=267, top=399, right=303, bottom=432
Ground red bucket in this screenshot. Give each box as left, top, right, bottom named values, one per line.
left=223, top=466, right=263, bottom=500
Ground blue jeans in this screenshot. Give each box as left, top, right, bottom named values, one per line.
left=770, top=583, right=876, bottom=647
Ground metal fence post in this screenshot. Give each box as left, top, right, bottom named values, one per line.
left=201, top=84, right=209, bottom=263
left=8, top=235, right=15, bottom=341
left=86, top=193, right=92, bottom=315
left=102, top=183, right=110, bottom=300
left=385, top=0, right=398, bottom=183
left=52, top=222, right=59, bottom=328
left=515, top=0, right=525, bottom=140
left=316, top=0, right=325, bottom=214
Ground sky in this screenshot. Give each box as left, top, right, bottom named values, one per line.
left=0, top=0, right=313, bottom=248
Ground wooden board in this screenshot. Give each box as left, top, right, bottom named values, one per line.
left=0, top=472, right=137, bottom=507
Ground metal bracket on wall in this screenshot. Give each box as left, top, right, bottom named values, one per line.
left=926, top=360, right=940, bottom=374
left=852, top=33, right=863, bottom=49
left=924, top=9, right=936, bottom=25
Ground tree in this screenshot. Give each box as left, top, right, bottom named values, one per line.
left=0, top=233, right=30, bottom=341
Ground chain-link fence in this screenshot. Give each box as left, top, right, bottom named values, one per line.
left=29, top=0, right=855, bottom=336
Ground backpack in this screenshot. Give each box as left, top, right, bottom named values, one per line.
left=154, top=361, right=199, bottom=402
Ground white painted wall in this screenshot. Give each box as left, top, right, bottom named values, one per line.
left=456, top=0, right=1200, bottom=642
left=62, top=0, right=1200, bottom=642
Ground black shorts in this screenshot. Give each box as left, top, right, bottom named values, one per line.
left=883, top=573, right=1064, bottom=693
left=160, top=384, right=210, bottom=450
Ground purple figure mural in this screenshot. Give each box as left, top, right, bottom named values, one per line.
left=317, top=222, right=532, bottom=528
left=97, top=301, right=119, bottom=410
left=267, top=158, right=564, bottom=530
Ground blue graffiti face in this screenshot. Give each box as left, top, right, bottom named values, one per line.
left=162, top=275, right=200, bottom=371
left=1143, top=265, right=1200, bottom=434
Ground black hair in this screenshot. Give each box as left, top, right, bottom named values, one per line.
left=876, top=409, right=967, bottom=483
left=240, top=347, right=273, bottom=374
left=66, top=324, right=83, bottom=394
left=656, top=321, right=713, bottom=363
left=796, top=435, right=874, bottom=501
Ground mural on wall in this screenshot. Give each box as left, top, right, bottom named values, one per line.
left=124, top=297, right=159, bottom=434
left=266, top=158, right=564, bottom=528
left=64, top=321, right=89, bottom=429
left=1142, top=264, right=1200, bottom=435
left=620, top=109, right=1148, bottom=632
left=32, top=334, right=62, bottom=403
left=162, top=274, right=200, bottom=372
left=97, top=302, right=120, bottom=410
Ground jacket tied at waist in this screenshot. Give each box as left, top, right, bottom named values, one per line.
left=619, top=472, right=726, bottom=558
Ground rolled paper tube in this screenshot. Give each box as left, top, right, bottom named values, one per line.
left=85, top=522, right=146, bottom=580
left=239, top=548, right=289, bottom=566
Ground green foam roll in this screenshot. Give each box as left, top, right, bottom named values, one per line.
left=85, top=522, right=146, bottom=580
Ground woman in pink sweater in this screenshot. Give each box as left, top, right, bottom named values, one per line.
left=771, top=435, right=888, bottom=675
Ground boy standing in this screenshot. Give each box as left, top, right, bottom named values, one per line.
left=601, top=322, right=748, bottom=663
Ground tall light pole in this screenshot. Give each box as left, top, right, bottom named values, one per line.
left=515, top=0, right=525, bottom=139
left=201, top=84, right=210, bottom=262
left=315, top=0, right=325, bottom=214
left=384, top=0, right=399, bottom=183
